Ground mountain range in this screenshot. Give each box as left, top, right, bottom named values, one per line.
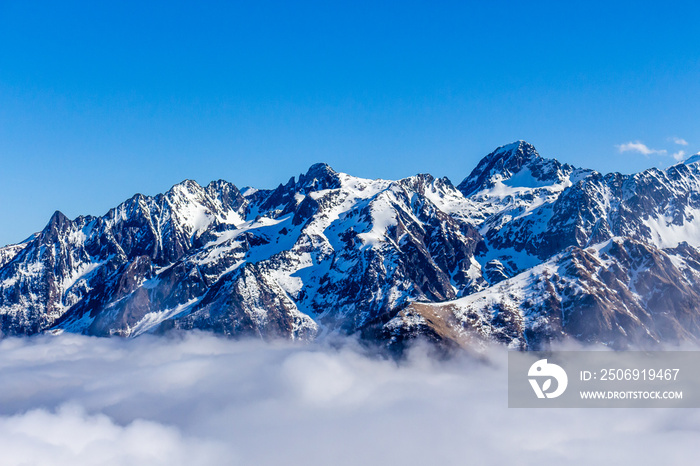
left=3, top=141, right=700, bottom=350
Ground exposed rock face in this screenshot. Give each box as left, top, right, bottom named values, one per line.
left=0, top=165, right=485, bottom=342
left=3, top=144, right=700, bottom=350
left=386, top=144, right=700, bottom=349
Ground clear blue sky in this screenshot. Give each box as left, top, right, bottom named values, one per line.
left=1, top=1, right=699, bottom=245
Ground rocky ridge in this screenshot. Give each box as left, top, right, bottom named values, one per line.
left=2, top=142, right=700, bottom=350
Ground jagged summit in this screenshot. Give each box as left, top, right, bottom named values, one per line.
left=304, top=162, right=336, bottom=176
left=39, top=210, right=73, bottom=244
left=47, top=210, right=70, bottom=226
left=493, top=140, right=538, bottom=157
left=297, top=162, right=341, bottom=192
left=485, top=139, right=539, bottom=161
left=457, top=140, right=542, bottom=195
left=168, top=178, right=201, bottom=191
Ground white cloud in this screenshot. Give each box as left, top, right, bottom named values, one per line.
left=0, top=405, right=227, bottom=466
left=0, top=333, right=697, bottom=465
left=672, top=150, right=687, bottom=161
left=671, top=137, right=689, bottom=146
left=616, top=141, right=667, bottom=156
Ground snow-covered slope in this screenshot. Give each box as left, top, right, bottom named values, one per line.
left=1, top=164, right=484, bottom=341
left=455, top=142, right=700, bottom=283
left=386, top=237, right=700, bottom=350
left=3, top=142, right=700, bottom=350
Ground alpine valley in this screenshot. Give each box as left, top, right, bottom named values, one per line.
left=3, top=141, right=700, bottom=351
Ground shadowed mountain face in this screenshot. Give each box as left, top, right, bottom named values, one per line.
left=3, top=142, right=700, bottom=349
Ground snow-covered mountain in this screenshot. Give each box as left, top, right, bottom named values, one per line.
left=3, top=141, right=700, bottom=350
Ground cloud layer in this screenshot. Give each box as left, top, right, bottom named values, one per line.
left=0, top=333, right=697, bottom=465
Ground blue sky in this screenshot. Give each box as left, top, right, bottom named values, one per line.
left=1, top=0, right=699, bottom=245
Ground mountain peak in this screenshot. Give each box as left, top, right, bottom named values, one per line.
left=496, top=140, right=537, bottom=155
left=167, top=179, right=203, bottom=196
left=458, top=141, right=541, bottom=195
left=483, top=140, right=541, bottom=168
left=684, top=153, right=700, bottom=165
left=297, top=163, right=341, bottom=192
left=48, top=209, right=69, bottom=223
left=39, top=210, right=72, bottom=244
left=302, top=162, right=336, bottom=179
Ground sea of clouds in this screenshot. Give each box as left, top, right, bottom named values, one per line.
left=0, top=332, right=697, bottom=465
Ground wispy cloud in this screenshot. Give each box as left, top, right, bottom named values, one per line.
left=616, top=141, right=667, bottom=156
left=670, top=137, right=689, bottom=146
